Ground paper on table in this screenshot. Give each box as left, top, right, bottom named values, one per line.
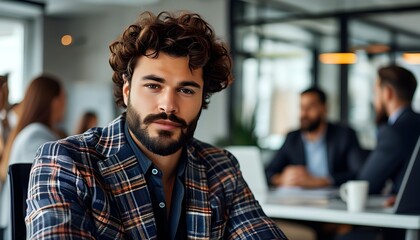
left=265, top=187, right=339, bottom=206
left=273, top=186, right=338, bottom=198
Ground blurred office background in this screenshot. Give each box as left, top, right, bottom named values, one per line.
left=1, top=0, right=420, bottom=154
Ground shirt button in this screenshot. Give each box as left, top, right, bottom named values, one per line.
left=152, top=168, right=158, bottom=175
left=159, top=202, right=165, bottom=208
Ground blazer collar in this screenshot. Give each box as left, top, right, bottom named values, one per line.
left=392, top=106, right=413, bottom=125
left=95, top=114, right=127, bottom=158
left=325, top=123, right=335, bottom=172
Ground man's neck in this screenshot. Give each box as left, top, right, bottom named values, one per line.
left=144, top=147, right=182, bottom=180
left=303, top=122, right=327, bottom=142
left=128, top=130, right=183, bottom=215
left=387, top=101, right=409, bottom=118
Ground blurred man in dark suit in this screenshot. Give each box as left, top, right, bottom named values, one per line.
left=336, top=66, right=420, bottom=240
left=358, top=65, right=420, bottom=195
left=266, top=87, right=365, bottom=188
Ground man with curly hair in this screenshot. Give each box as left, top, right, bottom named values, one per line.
left=25, top=11, right=287, bottom=239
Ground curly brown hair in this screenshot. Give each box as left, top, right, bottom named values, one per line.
left=109, top=11, right=233, bottom=109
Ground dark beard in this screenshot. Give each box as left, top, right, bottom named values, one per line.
left=375, top=105, right=389, bottom=125
left=301, top=116, right=322, bottom=132
left=126, top=102, right=200, bottom=156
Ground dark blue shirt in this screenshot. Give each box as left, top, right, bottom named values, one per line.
left=124, top=124, right=186, bottom=240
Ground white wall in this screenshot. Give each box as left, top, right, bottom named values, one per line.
left=43, top=0, right=229, bottom=143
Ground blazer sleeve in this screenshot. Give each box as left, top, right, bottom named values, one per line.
left=357, top=126, right=403, bottom=194
left=265, top=133, right=295, bottom=185
left=330, top=127, right=366, bottom=186
left=26, top=142, right=97, bottom=239
left=224, top=155, right=287, bottom=240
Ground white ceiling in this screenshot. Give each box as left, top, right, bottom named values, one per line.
left=13, top=0, right=420, bottom=46
left=23, top=0, right=159, bottom=16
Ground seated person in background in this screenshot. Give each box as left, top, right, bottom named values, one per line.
left=25, top=11, right=287, bottom=239
left=358, top=65, right=420, bottom=195
left=0, top=74, right=66, bottom=240
left=74, top=111, right=98, bottom=134
left=0, top=75, right=10, bottom=162
left=7, top=103, right=23, bottom=131
left=335, top=67, right=420, bottom=240
left=266, top=87, right=365, bottom=188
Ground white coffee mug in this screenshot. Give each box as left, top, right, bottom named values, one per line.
left=339, top=180, right=369, bottom=212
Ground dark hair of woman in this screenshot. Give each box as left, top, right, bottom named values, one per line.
left=0, top=74, right=63, bottom=182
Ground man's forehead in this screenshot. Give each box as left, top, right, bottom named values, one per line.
left=301, top=93, right=321, bottom=101
left=134, top=54, right=203, bottom=84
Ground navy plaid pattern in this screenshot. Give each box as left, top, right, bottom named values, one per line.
left=26, top=115, right=287, bottom=239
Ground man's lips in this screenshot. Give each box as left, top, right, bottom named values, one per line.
left=152, top=120, right=182, bottom=130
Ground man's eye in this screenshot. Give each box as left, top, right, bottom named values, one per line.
left=145, top=84, right=160, bottom=89
left=179, top=88, right=195, bottom=95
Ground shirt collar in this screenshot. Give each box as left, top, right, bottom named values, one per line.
left=388, top=106, right=408, bottom=125
left=177, top=149, right=187, bottom=178
left=301, top=128, right=327, bottom=144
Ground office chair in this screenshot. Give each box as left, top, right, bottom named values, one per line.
left=8, top=163, right=32, bottom=240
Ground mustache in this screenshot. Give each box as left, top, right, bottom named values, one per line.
left=143, top=112, right=188, bottom=128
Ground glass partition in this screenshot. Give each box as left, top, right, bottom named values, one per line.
left=231, top=0, right=420, bottom=150
left=0, top=18, right=25, bottom=104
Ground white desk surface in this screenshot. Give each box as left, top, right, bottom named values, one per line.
left=259, top=197, right=420, bottom=230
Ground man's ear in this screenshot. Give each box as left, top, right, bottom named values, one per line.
left=383, top=84, right=394, bottom=101
left=122, top=74, right=130, bottom=106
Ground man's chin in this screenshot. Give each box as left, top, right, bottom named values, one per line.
left=146, top=140, right=183, bottom=156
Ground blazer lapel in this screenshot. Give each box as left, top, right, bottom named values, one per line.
left=297, top=135, right=307, bottom=165
left=97, top=144, right=157, bottom=239
left=325, top=124, right=335, bottom=173
left=184, top=145, right=211, bottom=240
left=95, top=115, right=157, bottom=239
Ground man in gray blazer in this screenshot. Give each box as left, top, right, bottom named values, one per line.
left=266, top=87, right=365, bottom=188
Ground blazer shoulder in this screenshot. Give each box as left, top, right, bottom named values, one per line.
left=189, top=139, right=241, bottom=186
left=190, top=139, right=237, bottom=168
left=62, top=127, right=102, bottom=152
left=283, top=129, right=303, bottom=143
left=327, top=122, right=357, bottom=136
left=395, top=108, right=420, bottom=127
left=35, top=127, right=104, bottom=169
left=286, top=129, right=301, bottom=137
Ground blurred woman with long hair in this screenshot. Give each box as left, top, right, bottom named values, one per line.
left=74, top=111, right=98, bottom=134
left=0, top=74, right=66, bottom=240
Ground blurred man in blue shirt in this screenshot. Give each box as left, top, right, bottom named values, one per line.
left=266, top=87, right=365, bottom=189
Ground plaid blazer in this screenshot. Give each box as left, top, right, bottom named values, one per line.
left=26, top=115, right=286, bottom=240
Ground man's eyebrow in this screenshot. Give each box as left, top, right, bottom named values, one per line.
left=142, top=74, right=202, bottom=89
left=179, top=81, right=201, bottom=89
left=142, top=74, right=165, bottom=83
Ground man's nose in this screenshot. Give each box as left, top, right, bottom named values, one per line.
left=158, top=90, right=178, bottom=114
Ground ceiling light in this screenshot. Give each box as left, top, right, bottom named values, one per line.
left=351, top=44, right=390, bottom=54
left=319, top=53, right=357, bottom=64
left=61, top=34, right=73, bottom=46
left=403, top=53, right=420, bottom=64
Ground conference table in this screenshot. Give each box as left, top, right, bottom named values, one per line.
left=256, top=193, right=420, bottom=240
